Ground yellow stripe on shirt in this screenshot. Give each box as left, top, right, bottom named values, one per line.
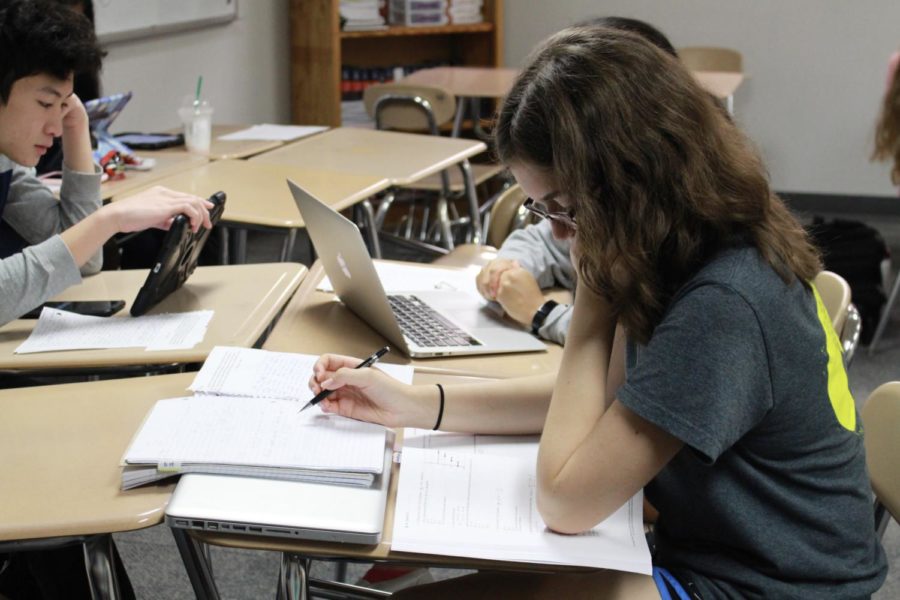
left=811, top=284, right=856, bottom=432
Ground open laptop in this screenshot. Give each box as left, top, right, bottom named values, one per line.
left=130, top=191, right=226, bottom=316
left=288, top=179, right=546, bottom=358
left=165, top=437, right=393, bottom=544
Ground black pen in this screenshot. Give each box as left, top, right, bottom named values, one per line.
left=299, top=346, right=391, bottom=413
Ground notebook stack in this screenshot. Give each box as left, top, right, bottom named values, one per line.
left=121, top=346, right=413, bottom=490
left=340, top=0, right=387, bottom=32
left=446, top=0, right=482, bottom=24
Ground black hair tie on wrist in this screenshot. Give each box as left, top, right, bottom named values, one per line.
left=433, top=383, right=445, bottom=431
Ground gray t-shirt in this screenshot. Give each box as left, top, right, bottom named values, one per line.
left=617, top=246, right=886, bottom=599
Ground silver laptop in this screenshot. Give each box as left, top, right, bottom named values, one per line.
left=165, top=439, right=392, bottom=544
left=288, top=179, right=547, bottom=358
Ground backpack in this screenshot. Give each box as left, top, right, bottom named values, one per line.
left=806, top=217, right=889, bottom=344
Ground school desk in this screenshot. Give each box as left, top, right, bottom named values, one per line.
left=0, top=372, right=196, bottom=600
left=262, top=260, right=564, bottom=379
left=0, top=263, right=305, bottom=374
left=250, top=127, right=488, bottom=251
left=403, top=66, right=520, bottom=138
left=100, top=150, right=209, bottom=201
left=158, top=124, right=324, bottom=161
left=110, top=159, right=390, bottom=263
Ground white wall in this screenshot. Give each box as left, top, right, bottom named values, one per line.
left=504, top=1, right=900, bottom=197
left=99, top=0, right=290, bottom=133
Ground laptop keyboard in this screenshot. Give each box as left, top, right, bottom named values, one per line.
left=387, top=294, right=481, bottom=348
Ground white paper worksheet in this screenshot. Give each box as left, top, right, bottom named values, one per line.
left=14, top=308, right=213, bottom=354
left=392, top=429, right=652, bottom=574
left=189, top=346, right=414, bottom=402
left=319, top=262, right=483, bottom=299
left=217, top=124, right=327, bottom=141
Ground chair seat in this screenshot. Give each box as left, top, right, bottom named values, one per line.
left=432, top=244, right=498, bottom=268
left=400, top=163, right=506, bottom=192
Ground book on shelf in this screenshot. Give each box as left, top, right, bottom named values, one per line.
left=120, top=346, right=413, bottom=490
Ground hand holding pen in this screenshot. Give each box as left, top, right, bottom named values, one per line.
left=300, top=346, right=391, bottom=413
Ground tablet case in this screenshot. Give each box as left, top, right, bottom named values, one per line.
left=130, top=191, right=226, bottom=317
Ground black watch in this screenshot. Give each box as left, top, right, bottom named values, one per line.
left=531, top=300, right=559, bottom=335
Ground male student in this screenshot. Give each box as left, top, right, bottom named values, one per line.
left=0, top=0, right=213, bottom=327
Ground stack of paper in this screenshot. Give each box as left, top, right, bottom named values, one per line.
left=121, top=346, right=414, bottom=490
left=340, top=0, right=387, bottom=31
left=392, top=429, right=652, bottom=573
left=447, top=0, right=482, bottom=24
left=217, top=124, right=327, bottom=142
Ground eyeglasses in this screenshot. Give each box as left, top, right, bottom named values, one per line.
left=523, top=197, right=577, bottom=231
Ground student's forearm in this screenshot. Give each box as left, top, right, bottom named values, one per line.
left=61, top=123, right=95, bottom=174
left=59, top=207, right=118, bottom=266
left=414, top=373, right=555, bottom=434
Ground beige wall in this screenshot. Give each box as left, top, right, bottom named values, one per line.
left=99, top=0, right=291, bottom=134
left=504, top=1, right=900, bottom=197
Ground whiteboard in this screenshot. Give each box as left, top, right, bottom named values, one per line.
left=94, top=0, right=237, bottom=43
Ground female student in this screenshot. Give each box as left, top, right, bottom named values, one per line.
left=873, top=49, right=900, bottom=189
left=311, top=25, right=887, bottom=599
left=475, top=16, right=678, bottom=346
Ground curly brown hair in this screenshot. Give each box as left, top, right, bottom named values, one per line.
left=495, top=26, right=821, bottom=344
left=873, top=58, right=900, bottom=186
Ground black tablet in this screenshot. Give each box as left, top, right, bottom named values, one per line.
left=130, top=191, right=227, bottom=317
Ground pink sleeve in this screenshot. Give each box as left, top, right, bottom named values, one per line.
left=886, top=51, right=900, bottom=92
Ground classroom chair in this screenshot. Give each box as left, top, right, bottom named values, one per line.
left=813, top=270, right=862, bottom=367
left=432, top=183, right=531, bottom=268
left=861, top=381, right=900, bottom=539
left=678, top=46, right=743, bottom=114
left=363, top=82, right=507, bottom=250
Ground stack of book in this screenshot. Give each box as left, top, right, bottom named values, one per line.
left=121, top=346, right=413, bottom=490
left=340, top=0, right=387, bottom=32
left=446, top=0, right=482, bottom=24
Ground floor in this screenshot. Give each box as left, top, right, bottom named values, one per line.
left=111, top=219, right=900, bottom=598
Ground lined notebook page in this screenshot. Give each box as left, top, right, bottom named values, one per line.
left=189, top=346, right=413, bottom=401
left=125, top=395, right=386, bottom=473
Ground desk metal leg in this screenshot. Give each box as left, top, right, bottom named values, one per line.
left=220, top=227, right=231, bottom=264
left=277, top=553, right=310, bottom=600
left=83, top=534, right=120, bottom=600
left=458, top=159, right=482, bottom=244
left=281, top=228, right=298, bottom=262
left=451, top=98, right=466, bottom=138
left=355, top=201, right=382, bottom=258
left=232, top=229, right=248, bottom=264
left=171, top=529, right=221, bottom=600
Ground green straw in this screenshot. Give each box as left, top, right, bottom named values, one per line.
left=194, top=75, right=203, bottom=107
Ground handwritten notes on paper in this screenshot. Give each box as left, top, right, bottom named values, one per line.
left=15, top=308, right=213, bottom=354
left=124, top=395, right=387, bottom=474
left=392, top=429, right=652, bottom=573
left=189, top=346, right=414, bottom=402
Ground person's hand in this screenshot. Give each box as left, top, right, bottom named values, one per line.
left=61, top=93, right=89, bottom=134
left=494, top=267, right=546, bottom=326
left=476, top=258, right=520, bottom=300
left=104, top=186, right=214, bottom=234
left=309, top=354, right=436, bottom=428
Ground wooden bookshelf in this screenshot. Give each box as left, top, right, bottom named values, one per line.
left=289, top=0, right=504, bottom=127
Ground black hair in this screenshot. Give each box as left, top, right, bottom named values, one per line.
left=0, top=0, right=103, bottom=103
left=575, top=16, right=678, bottom=57
left=53, top=0, right=95, bottom=25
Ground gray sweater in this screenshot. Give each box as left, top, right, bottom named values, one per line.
left=0, top=155, right=102, bottom=325
left=496, top=219, right=575, bottom=344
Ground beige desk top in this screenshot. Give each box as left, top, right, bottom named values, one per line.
left=0, top=263, right=306, bottom=371
left=402, top=66, right=520, bottom=99
left=157, top=124, right=304, bottom=161
left=693, top=70, right=745, bottom=99
left=263, top=261, right=563, bottom=379
left=250, top=127, right=487, bottom=186
left=110, top=159, right=390, bottom=229
left=101, top=151, right=209, bottom=200
left=0, top=372, right=196, bottom=541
